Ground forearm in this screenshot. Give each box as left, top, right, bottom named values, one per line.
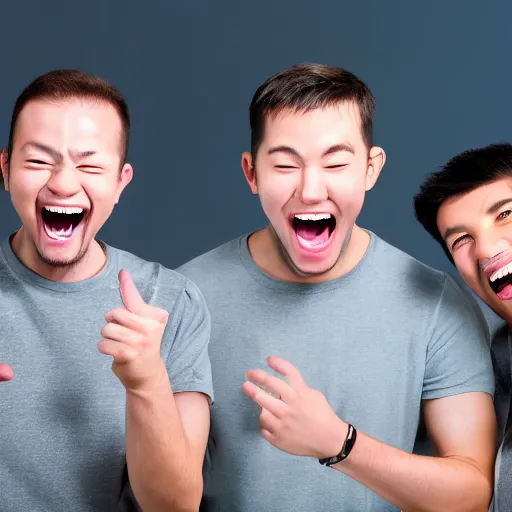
left=126, top=378, right=201, bottom=512
left=333, top=427, right=492, bottom=512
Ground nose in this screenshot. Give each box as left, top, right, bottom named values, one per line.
left=45, top=166, right=81, bottom=198
left=475, top=229, right=509, bottom=264
left=296, top=167, right=328, bottom=205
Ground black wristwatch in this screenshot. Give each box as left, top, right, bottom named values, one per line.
left=318, top=423, right=357, bottom=467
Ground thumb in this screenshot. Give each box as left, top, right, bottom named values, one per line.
left=119, top=269, right=147, bottom=315
left=0, top=363, right=14, bottom=382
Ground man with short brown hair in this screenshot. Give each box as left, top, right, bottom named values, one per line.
left=0, top=69, right=212, bottom=512
left=179, top=63, right=496, bottom=511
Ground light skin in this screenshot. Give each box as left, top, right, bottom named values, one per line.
left=0, top=98, right=209, bottom=510
left=438, top=177, right=512, bottom=324
left=241, top=103, right=496, bottom=511
left=241, top=103, right=384, bottom=284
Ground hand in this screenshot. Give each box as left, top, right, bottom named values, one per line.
left=0, top=364, right=13, bottom=382
left=98, top=270, right=169, bottom=392
left=242, top=356, right=348, bottom=459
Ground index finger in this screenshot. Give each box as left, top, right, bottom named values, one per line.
left=241, top=381, right=287, bottom=417
left=246, top=369, right=294, bottom=403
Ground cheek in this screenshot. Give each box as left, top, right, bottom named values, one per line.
left=84, top=177, right=121, bottom=214
left=328, top=173, right=366, bottom=214
left=9, top=172, right=48, bottom=211
left=257, top=174, right=296, bottom=214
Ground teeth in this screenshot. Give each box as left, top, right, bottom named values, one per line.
left=294, top=213, right=332, bottom=221
left=490, top=262, right=512, bottom=282
left=44, top=223, right=74, bottom=241
left=44, top=206, right=83, bottom=215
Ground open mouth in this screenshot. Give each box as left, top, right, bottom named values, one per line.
left=489, top=261, right=512, bottom=297
left=41, top=206, right=86, bottom=241
left=291, top=213, right=336, bottom=248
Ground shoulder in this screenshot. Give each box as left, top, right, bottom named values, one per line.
left=177, top=236, right=244, bottom=282
left=106, top=243, right=203, bottom=310
left=371, top=233, right=448, bottom=296
left=371, top=234, right=487, bottom=325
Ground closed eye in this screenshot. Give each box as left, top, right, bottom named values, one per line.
left=275, top=165, right=299, bottom=169
left=78, top=165, right=103, bottom=173
left=451, top=234, right=472, bottom=250
left=325, top=164, right=348, bottom=169
left=27, top=159, right=50, bottom=165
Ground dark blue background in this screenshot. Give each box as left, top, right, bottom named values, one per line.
left=1, top=0, right=511, bottom=300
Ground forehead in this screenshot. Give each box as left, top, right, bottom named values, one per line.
left=437, top=178, right=512, bottom=231
left=261, top=102, right=364, bottom=149
left=13, top=98, right=122, bottom=153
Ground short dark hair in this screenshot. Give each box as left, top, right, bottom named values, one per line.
left=414, top=143, right=512, bottom=262
left=3, top=69, right=130, bottom=188
left=249, top=63, right=375, bottom=158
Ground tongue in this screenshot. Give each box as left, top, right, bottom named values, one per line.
left=49, top=216, right=73, bottom=232
left=497, top=284, right=512, bottom=300
left=296, top=224, right=330, bottom=244
left=45, top=216, right=74, bottom=238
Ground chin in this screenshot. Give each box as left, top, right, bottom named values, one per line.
left=36, top=245, right=87, bottom=268
left=290, top=255, right=339, bottom=277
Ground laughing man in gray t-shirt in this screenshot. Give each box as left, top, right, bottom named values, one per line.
left=178, top=63, right=496, bottom=511
left=0, top=70, right=212, bottom=512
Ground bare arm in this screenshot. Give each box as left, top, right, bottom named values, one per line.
left=127, top=384, right=210, bottom=512
left=98, top=271, right=211, bottom=512
left=332, top=392, right=496, bottom=512
left=243, top=357, right=497, bottom=512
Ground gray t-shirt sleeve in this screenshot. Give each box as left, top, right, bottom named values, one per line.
left=422, top=275, right=495, bottom=400
left=163, top=281, right=214, bottom=402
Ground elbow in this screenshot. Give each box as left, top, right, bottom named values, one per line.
left=449, top=480, right=493, bottom=512
left=176, top=481, right=203, bottom=512
left=412, top=475, right=492, bottom=512
left=452, top=501, right=490, bottom=512
left=135, top=475, right=203, bottom=512
left=179, top=472, right=204, bottom=512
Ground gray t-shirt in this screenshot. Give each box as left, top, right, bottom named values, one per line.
left=178, top=232, right=494, bottom=512
left=0, top=238, right=213, bottom=512
left=488, top=322, right=512, bottom=511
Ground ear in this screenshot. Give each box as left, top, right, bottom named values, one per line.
left=114, top=163, right=134, bottom=204
left=241, top=152, right=258, bottom=194
left=365, top=146, right=386, bottom=191
left=1, top=148, right=9, bottom=191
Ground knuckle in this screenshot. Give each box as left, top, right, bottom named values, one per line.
left=139, top=339, right=151, bottom=351
left=131, top=332, right=144, bottom=346
left=118, top=347, right=135, bottom=361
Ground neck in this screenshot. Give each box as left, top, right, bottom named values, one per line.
left=10, top=228, right=107, bottom=283
left=248, top=224, right=371, bottom=284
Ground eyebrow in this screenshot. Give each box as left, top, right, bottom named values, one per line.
left=21, top=142, right=62, bottom=163
left=267, top=143, right=355, bottom=161
left=487, top=197, right=512, bottom=215
left=442, top=197, right=512, bottom=241
left=21, top=142, right=96, bottom=161
left=442, top=224, right=467, bottom=242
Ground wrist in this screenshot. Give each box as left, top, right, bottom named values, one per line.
left=319, top=422, right=358, bottom=468
left=125, top=361, right=171, bottom=397
left=316, top=416, right=349, bottom=460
